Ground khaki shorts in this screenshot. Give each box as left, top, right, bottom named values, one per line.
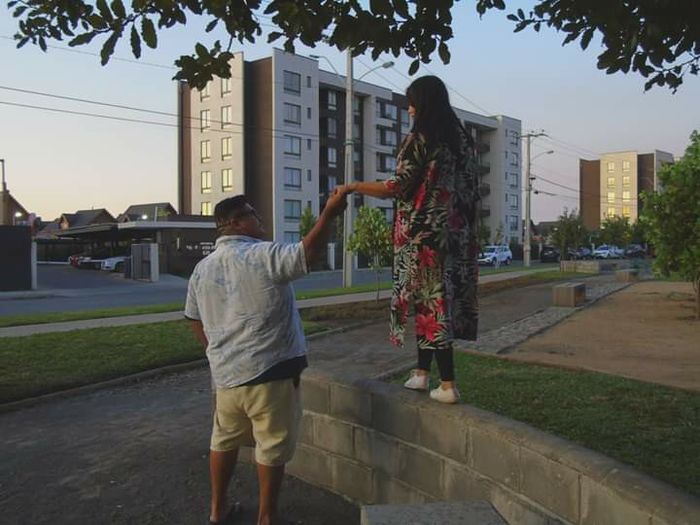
left=211, top=378, right=302, bottom=467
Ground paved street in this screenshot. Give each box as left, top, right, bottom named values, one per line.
left=0, top=262, right=553, bottom=317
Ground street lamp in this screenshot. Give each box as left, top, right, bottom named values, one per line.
left=13, top=211, right=22, bottom=225
left=141, top=214, right=148, bottom=221
left=309, top=55, right=339, bottom=76
left=356, top=61, right=395, bottom=81
left=522, top=132, right=549, bottom=267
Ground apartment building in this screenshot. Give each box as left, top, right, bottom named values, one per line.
left=579, top=150, right=674, bottom=231
left=177, top=49, right=522, bottom=251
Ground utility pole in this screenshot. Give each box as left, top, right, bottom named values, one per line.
left=0, top=159, right=7, bottom=225
left=342, top=49, right=354, bottom=288
left=522, top=130, right=547, bottom=267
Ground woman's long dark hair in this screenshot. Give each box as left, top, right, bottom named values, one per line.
left=406, top=75, right=471, bottom=155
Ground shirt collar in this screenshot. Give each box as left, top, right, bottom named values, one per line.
left=215, top=235, right=261, bottom=248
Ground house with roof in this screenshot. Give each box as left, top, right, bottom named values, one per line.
left=117, top=202, right=177, bottom=223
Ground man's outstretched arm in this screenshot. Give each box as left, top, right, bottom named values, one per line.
left=302, top=189, right=347, bottom=265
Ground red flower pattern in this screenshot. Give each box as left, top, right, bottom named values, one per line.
left=416, top=313, right=441, bottom=342
left=417, top=246, right=437, bottom=268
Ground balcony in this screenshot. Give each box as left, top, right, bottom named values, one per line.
left=479, top=182, right=491, bottom=197
left=475, top=142, right=490, bottom=154
left=479, top=204, right=490, bottom=218
left=475, top=162, right=490, bottom=176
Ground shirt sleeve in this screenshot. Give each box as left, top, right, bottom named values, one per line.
left=384, top=133, right=428, bottom=201
left=184, top=272, right=201, bottom=321
left=261, top=241, right=309, bottom=284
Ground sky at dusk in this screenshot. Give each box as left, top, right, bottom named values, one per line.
left=1, top=3, right=698, bottom=223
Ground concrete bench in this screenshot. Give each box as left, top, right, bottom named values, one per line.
left=552, top=281, right=586, bottom=307
left=361, top=501, right=507, bottom=525
left=616, top=268, right=640, bottom=282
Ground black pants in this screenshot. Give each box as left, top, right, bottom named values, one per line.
left=417, top=347, right=455, bottom=382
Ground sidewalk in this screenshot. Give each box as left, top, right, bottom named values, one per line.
left=0, top=267, right=553, bottom=338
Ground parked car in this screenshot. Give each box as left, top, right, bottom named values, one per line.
left=478, top=245, right=513, bottom=266
left=624, top=244, right=646, bottom=258
left=540, top=246, right=560, bottom=263
left=101, top=255, right=128, bottom=272
left=593, top=245, right=624, bottom=259
left=574, top=246, right=593, bottom=259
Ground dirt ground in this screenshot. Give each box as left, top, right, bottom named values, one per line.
left=507, top=281, right=700, bottom=392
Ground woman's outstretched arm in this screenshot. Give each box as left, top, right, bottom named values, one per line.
left=339, top=181, right=394, bottom=199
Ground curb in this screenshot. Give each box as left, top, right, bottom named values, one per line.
left=0, top=322, right=382, bottom=414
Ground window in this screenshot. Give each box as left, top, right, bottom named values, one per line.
left=509, top=173, right=518, bottom=188
left=376, top=100, right=397, bottom=120
left=327, top=175, right=337, bottom=193
left=284, top=135, right=301, bottom=156
left=307, top=107, right=312, bottom=119
left=622, top=175, right=631, bottom=187
left=353, top=122, right=361, bottom=140
left=509, top=194, right=519, bottom=208
left=221, top=77, right=231, bottom=95
left=284, top=231, right=301, bottom=243
left=622, top=206, right=631, bottom=218
left=284, top=103, right=301, bottom=125
left=353, top=95, right=361, bottom=116
left=200, top=109, right=211, bottom=131
left=377, top=127, right=397, bottom=147
left=307, top=138, right=312, bottom=150
left=284, top=200, right=301, bottom=221
left=327, top=147, right=337, bottom=168
left=607, top=176, right=616, bottom=188
left=607, top=191, right=616, bottom=204
left=221, top=137, right=232, bottom=159
left=327, top=91, right=337, bottom=110
left=201, top=201, right=212, bottom=215
left=200, top=140, right=211, bottom=162
left=284, top=167, right=301, bottom=190
left=622, top=190, right=631, bottom=202
left=508, top=215, right=519, bottom=231
left=353, top=150, right=361, bottom=166
left=607, top=206, right=616, bottom=217
left=607, top=161, right=615, bottom=173
left=221, top=106, right=232, bottom=128
left=510, top=151, right=519, bottom=166
left=306, top=76, right=312, bottom=88
left=509, top=130, right=519, bottom=146
left=283, top=71, right=301, bottom=94
left=327, top=117, right=338, bottom=138
left=200, top=171, right=212, bottom=193
left=622, top=160, right=631, bottom=172
left=221, top=168, right=233, bottom=191
left=307, top=169, right=312, bottom=182
left=400, top=109, right=410, bottom=135
left=377, top=153, right=396, bottom=172
left=199, top=83, right=210, bottom=100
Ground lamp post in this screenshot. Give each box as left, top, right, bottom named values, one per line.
left=521, top=131, right=550, bottom=267
left=1, top=159, right=6, bottom=225
left=310, top=53, right=394, bottom=287
left=13, top=211, right=22, bottom=225
left=341, top=55, right=394, bottom=288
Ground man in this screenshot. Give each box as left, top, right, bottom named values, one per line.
left=185, top=191, right=346, bottom=525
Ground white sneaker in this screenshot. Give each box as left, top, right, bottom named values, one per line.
left=430, top=386, right=460, bottom=404
left=403, top=370, right=429, bottom=391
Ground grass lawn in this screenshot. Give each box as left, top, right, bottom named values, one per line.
left=393, top=352, right=700, bottom=497
left=0, top=319, right=326, bottom=404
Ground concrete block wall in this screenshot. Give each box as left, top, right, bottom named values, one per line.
left=560, top=260, right=631, bottom=273
left=276, top=371, right=700, bottom=525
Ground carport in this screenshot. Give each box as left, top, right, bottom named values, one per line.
left=56, top=218, right=217, bottom=277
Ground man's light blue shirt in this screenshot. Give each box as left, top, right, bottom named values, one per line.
left=185, top=235, right=308, bottom=388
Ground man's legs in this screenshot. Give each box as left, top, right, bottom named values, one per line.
left=257, top=463, right=285, bottom=525
left=209, top=448, right=239, bottom=523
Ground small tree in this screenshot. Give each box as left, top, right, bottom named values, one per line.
left=641, top=130, right=700, bottom=319
left=599, top=216, right=631, bottom=247
left=478, top=221, right=491, bottom=248
left=493, top=222, right=505, bottom=245
left=551, top=209, right=587, bottom=260
left=299, top=205, right=317, bottom=238
left=348, top=206, right=392, bottom=301
left=629, top=219, right=648, bottom=245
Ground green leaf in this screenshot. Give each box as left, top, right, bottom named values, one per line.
left=141, top=17, right=157, bottom=48
left=100, top=31, right=119, bottom=65
left=506, top=14, right=518, bottom=22
left=110, top=0, right=126, bottom=19
left=408, top=58, right=419, bottom=75
left=393, top=0, right=409, bottom=18
left=438, top=41, right=450, bottom=63
left=38, top=36, right=47, bottom=52
left=517, top=8, right=524, bottom=19
left=68, top=31, right=97, bottom=47
left=205, top=19, right=218, bottom=32
left=130, top=25, right=141, bottom=58
left=96, top=0, right=113, bottom=23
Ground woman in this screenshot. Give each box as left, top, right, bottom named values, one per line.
left=337, top=75, right=480, bottom=403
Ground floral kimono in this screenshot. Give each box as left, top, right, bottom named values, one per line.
left=384, top=130, right=480, bottom=351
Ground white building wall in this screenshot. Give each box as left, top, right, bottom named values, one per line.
left=190, top=52, right=245, bottom=217
left=271, top=49, right=320, bottom=243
